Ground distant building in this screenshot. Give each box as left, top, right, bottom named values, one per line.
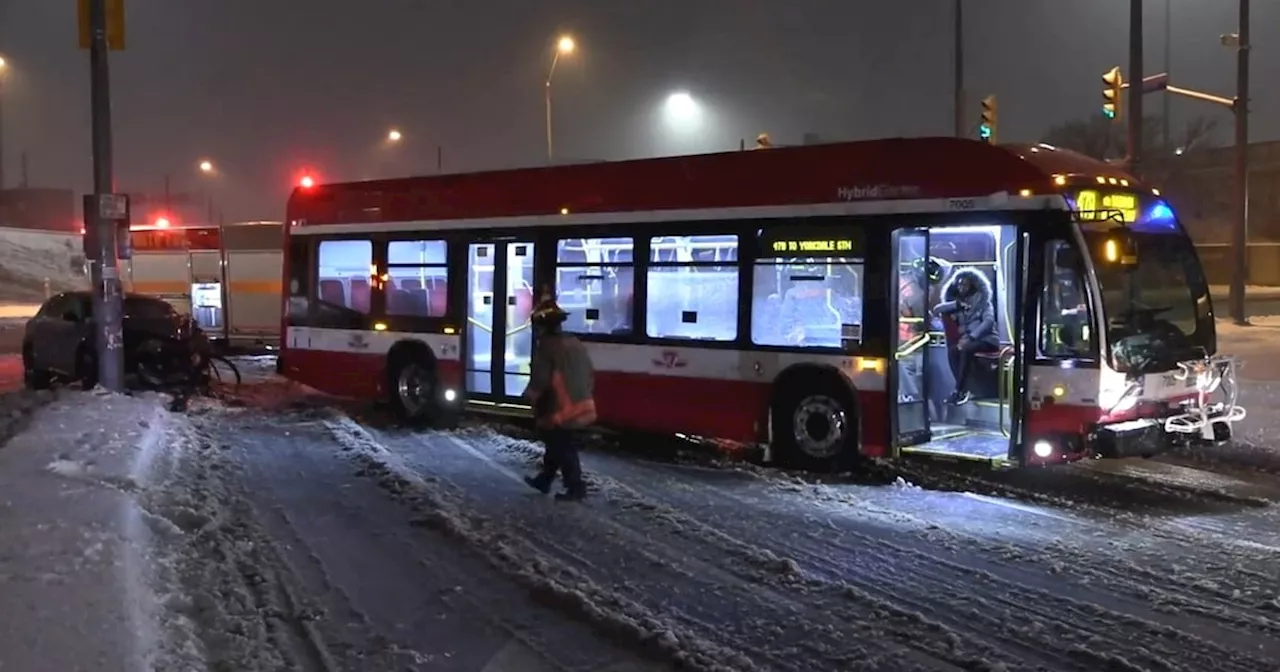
left=0, top=188, right=78, bottom=233
left=1148, top=140, right=1280, bottom=285
left=1147, top=140, right=1280, bottom=244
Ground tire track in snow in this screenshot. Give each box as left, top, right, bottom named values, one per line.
left=365, top=424, right=1018, bottom=672
left=420, top=428, right=1087, bottom=671
left=778, top=473, right=1280, bottom=638
left=220, top=407, right=654, bottom=672
left=468, top=428, right=1280, bottom=672
left=327, top=417, right=776, bottom=672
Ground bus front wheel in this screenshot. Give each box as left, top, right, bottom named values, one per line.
left=771, top=377, right=858, bottom=472
left=389, top=357, right=437, bottom=425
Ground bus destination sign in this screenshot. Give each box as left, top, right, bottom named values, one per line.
left=757, top=225, right=863, bottom=258
left=1074, top=189, right=1138, bottom=224
left=770, top=239, right=855, bottom=254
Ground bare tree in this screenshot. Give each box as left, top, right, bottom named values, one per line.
left=1040, top=114, right=1220, bottom=162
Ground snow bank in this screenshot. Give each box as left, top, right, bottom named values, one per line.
left=0, top=389, right=201, bottom=670
left=0, top=228, right=88, bottom=303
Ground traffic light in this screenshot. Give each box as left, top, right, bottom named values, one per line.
left=979, top=95, right=998, bottom=144
left=1102, top=66, right=1124, bottom=122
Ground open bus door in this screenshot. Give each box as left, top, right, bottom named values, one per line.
left=889, top=225, right=1030, bottom=465
left=888, top=228, right=933, bottom=454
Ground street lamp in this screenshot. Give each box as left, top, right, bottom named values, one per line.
left=198, top=159, right=214, bottom=173
left=545, top=34, right=577, bottom=162
left=663, top=91, right=703, bottom=129
left=387, top=129, right=402, bottom=143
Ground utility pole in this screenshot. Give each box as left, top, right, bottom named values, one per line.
left=0, top=66, right=6, bottom=191
left=1229, top=0, right=1250, bottom=325
left=1163, top=0, right=1172, bottom=151
left=1128, top=0, right=1144, bottom=175
left=88, top=0, right=125, bottom=391
left=953, top=0, right=965, bottom=138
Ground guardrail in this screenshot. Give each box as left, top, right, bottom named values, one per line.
left=1196, top=242, right=1280, bottom=286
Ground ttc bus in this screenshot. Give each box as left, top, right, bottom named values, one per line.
left=278, top=137, right=1245, bottom=471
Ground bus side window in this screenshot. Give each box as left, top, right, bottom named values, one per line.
left=1038, top=239, right=1094, bottom=360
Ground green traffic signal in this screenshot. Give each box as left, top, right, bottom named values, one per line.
left=979, top=124, right=992, bottom=140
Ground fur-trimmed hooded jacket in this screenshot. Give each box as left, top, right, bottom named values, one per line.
left=935, top=267, right=999, bottom=346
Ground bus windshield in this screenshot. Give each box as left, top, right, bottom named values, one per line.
left=1082, top=224, right=1214, bottom=374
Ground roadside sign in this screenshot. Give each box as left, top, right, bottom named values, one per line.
left=77, top=0, right=126, bottom=50
left=96, top=193, right=129, bottom=220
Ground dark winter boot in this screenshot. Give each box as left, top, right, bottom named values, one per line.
left=554, top=489, right=586, bottom=502
left=524, top=475, right=552, bottom=494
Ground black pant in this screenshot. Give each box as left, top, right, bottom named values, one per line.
left=954, top=338, right=998, bottom=395
left=536, top=427, right=585, bottom=494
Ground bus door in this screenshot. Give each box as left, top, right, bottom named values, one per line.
left=889, top=228, right=932, bottom=452
left=464, top=240, right=537, bottom=406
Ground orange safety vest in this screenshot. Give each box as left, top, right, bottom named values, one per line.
left=526, top=333, right=598, bottom=428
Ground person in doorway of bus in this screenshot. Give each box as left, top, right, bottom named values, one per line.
left=522, top=295, right=598, bottom=502
left=933, top=267, right=999, bottom=406
left=896, top=266, right=927, bottom=404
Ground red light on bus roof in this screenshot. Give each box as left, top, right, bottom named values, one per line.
left=299, top=175, right=315, bottom=189
left=155, top=216, right=171, bottom=228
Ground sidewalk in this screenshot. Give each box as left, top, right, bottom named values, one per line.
left=0, top=389, right=180, bottom=671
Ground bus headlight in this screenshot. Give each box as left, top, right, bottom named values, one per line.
left=1033, top=440, right=1054, bottom=458
left=443, top=388, right=457, bottom=403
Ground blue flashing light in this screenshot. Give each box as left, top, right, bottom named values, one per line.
left=1148, top=201, right=1175, bottom=222
left=1135, top=200, right=1179, bottom=232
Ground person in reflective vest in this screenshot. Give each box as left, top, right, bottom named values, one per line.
left=522, top=295, right=597, bottom=501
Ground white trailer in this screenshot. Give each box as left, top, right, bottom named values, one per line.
left=124, top=221, right=283, bottom=350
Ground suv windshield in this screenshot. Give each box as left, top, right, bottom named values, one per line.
left=1082, top=227, right=1214, bottom=373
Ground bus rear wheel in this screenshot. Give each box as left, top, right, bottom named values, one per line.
left=772, top=379, right=857, bottom=472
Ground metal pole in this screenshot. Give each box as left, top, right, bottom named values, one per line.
left=0, top=76, right=6, bottom=191
left=545, top=81, right=554, bottom=162
left=953, top=0, right=965, bottom=138
left=545, top=51, right=560, bottom=164
left=1163, top=0, right=1172, bottom=151
left=1229, top=0, right=1250, bottom=325
left=88, top=0, right=125, bottom=390
left=1127, top=0, right=1144, bottom=174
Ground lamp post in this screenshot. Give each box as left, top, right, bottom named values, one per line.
left=545, top=35, right=576, bottom=162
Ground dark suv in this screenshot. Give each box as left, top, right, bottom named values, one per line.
left=22, top=291, right=211, bottom=390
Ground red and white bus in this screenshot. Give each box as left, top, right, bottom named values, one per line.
left=278, top=137, right=1245, bottom=471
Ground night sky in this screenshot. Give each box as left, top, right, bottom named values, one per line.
left=1, top=1, right=1276, bottom=222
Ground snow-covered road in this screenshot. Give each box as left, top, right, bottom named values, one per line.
left=161, top=365, right=1280, bottom=672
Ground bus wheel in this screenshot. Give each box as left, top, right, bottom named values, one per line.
left=389, top=358, right=437, bottom=424
left=773, top=381, right=856, bottom=472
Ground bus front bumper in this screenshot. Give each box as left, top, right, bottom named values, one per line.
left=1090, top=404, right=1239, bottom=459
